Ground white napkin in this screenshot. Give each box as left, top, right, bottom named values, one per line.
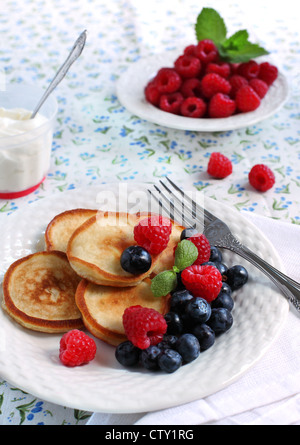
left=87, top=212, right=300, bottom=426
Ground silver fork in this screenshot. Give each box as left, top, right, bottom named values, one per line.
left=148, top=177, right=300, bottom=313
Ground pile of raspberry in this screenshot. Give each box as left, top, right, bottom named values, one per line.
left=145, top=39, right=278, bottom=119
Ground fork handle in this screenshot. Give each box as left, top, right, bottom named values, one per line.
left=234, top=243, right=300, bottom=312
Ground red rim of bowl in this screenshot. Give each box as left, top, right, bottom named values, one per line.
left=0, top=177, right=45, bottom=199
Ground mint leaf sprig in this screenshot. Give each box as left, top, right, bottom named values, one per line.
left=151, top=239, right=198, bottom=298
left=195, top=7, right=269, bottom=63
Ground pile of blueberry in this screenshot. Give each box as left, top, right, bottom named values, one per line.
left=115, top=245, right=248, bottom=373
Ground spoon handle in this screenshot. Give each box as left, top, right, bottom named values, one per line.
left=31, top=30, right=87, bottom=119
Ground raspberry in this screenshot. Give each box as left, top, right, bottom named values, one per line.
left=258, top=62, right=278, bottom=85
left=230, top=63, right=240, bottom=75
left=159, top=92, right=184, bottom=115
left=174, top=55, right=201, bottom=78
left=228, top=75, right=248, bottom=98
left=180, top=97, right=207, bottom=118
left=201, top=73, right=231, bottom=99
left=208, top=93, right=236, bottom=118
left=237, top=60, right=260, bottom=80
left=235, top=85, right=261, bottom=113
left=249, top=78, right=269, bottom=98
left=123, top=305, right=167, bottom=349
left=183, top=44, right=197, bottom=57
left=154, top=68, right=182, bottom=93
left=145, top=81, right=161, bottom=106
left=248, top=164, right=275, bottom=192
left=134, top=215, right=172, bottom=255
left=59, top=330, right=97, bottom=367
left=207, top=152, right=233, bottom=178
left=206, top=62, right=231, bottom=78
left=181, top=265, right=223, bottom=303
left=180, top=78, right=203, bottom=98
left=188, top=234, right=211, bottom=265
left=195, top=39, right=218, bottom=64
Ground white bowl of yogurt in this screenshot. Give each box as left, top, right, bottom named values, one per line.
left=0, top=83, right=57, bottom=199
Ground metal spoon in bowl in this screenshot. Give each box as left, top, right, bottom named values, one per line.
left=30, top=30, right=87, bottom=119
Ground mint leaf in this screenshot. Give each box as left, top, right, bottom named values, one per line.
left=220, top=40, right=269, bottom=63
left=195, top=7, right=227, bottom=45
left=221, top=30, right=249, bottom=51
left=151, top=270, right=177, bottom=298
left=174, top=240, right=198, bottom=271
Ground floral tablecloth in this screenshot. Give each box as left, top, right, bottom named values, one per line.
left=0, top=0, right=299, bottom=425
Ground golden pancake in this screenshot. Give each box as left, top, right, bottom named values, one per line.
left=75, top=278, right=170, bottom=346
left=2, top=251, right=83, bottom=333
left=45, top=208, right=97, bottom=253
left=66, top=212, right=184, bottom=287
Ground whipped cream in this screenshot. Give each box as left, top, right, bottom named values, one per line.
left=0, top=107, right=53, bottom=194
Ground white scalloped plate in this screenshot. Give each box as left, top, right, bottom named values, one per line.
left=0, top=184, right=289, bottom=413
left=116, top=51, right=289, bottom=132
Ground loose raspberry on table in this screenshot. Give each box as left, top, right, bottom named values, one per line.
left=235, top=85, right=261, bottom=113
left=180, top=78, right=203, bottom=98
left=248, top=164, right=275, bottom=192
left=154, top=68, right=182, bottom=94
left=228, top=75, right=248, bottom=98
left=181, top=265, right=223, bottom=303
left=174, top=55, right=202, bottom=78
left=249, top=78, right=269, bottom=98
left=237, top=60, right=260, bottom=80
left=123, top=305, right=167, bottom=349
left=180, top=97, right=207, bottom=118
left=59, top=330, right=97, bottom=367
left=134, top=215, right=172, bottom=255
left=188, top=234, right=211, bottom=265
left=207, top=152, right=233, bottom=179
left=206, top=62, right=231, bottom=78
left=201, top=73, right=231, bottom=99
left=208, top=93, right=236, bottom=118
left=258, top=62, right=278, bottom=85
left=195, top=39, right=219, bottom=64
left=159, top=92, right=184, bottom=115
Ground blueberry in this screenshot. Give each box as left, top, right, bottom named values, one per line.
left=207, top=308, right=233, bottom=335
left=185, top=297, right=211, bottom=324
left=214, top=262, right=228, bottom=276
left=202, top=261, right=217, bottom=267
left=164, top=311, right=184, bottom=335
left=209, top=246, right=222, bottom=263
left=158, top=349, right=183, bottom=373
left=162, top=334, right=179, bottom=349
left=140, top=345, right=161, bottom=371
left=115, top=341, right=140, bottom=367
left=225, top=265, right=248, bottom=290
left=176, top=333, right=200, bottom=363
left=180, top=227, right=199, bottom=240
left=120, top=245, right=152, bottom=274
left=212, top=283, right=234, bottom=311
left=170, top=289, right=194, bottom=314
left=180, top=312, right=197, bottom=333
left=158, top=334, right=178, bottom=351
left=192, top=324, right=216, bottom=351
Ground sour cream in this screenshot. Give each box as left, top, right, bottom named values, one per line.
left=0, top=107, right=53, bottom=195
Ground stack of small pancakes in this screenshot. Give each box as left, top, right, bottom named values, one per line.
left=2, top=208, right=183, bottom=346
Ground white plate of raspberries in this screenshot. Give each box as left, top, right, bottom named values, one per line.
left=0, top=184, right=289, bottom=413
left=116, top=45, right=289, bottom=132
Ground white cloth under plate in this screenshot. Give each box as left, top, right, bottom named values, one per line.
left=87, top=212, right=300, bottom=426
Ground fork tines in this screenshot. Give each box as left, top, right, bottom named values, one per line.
left=148, top=177, right=206, bottom=231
